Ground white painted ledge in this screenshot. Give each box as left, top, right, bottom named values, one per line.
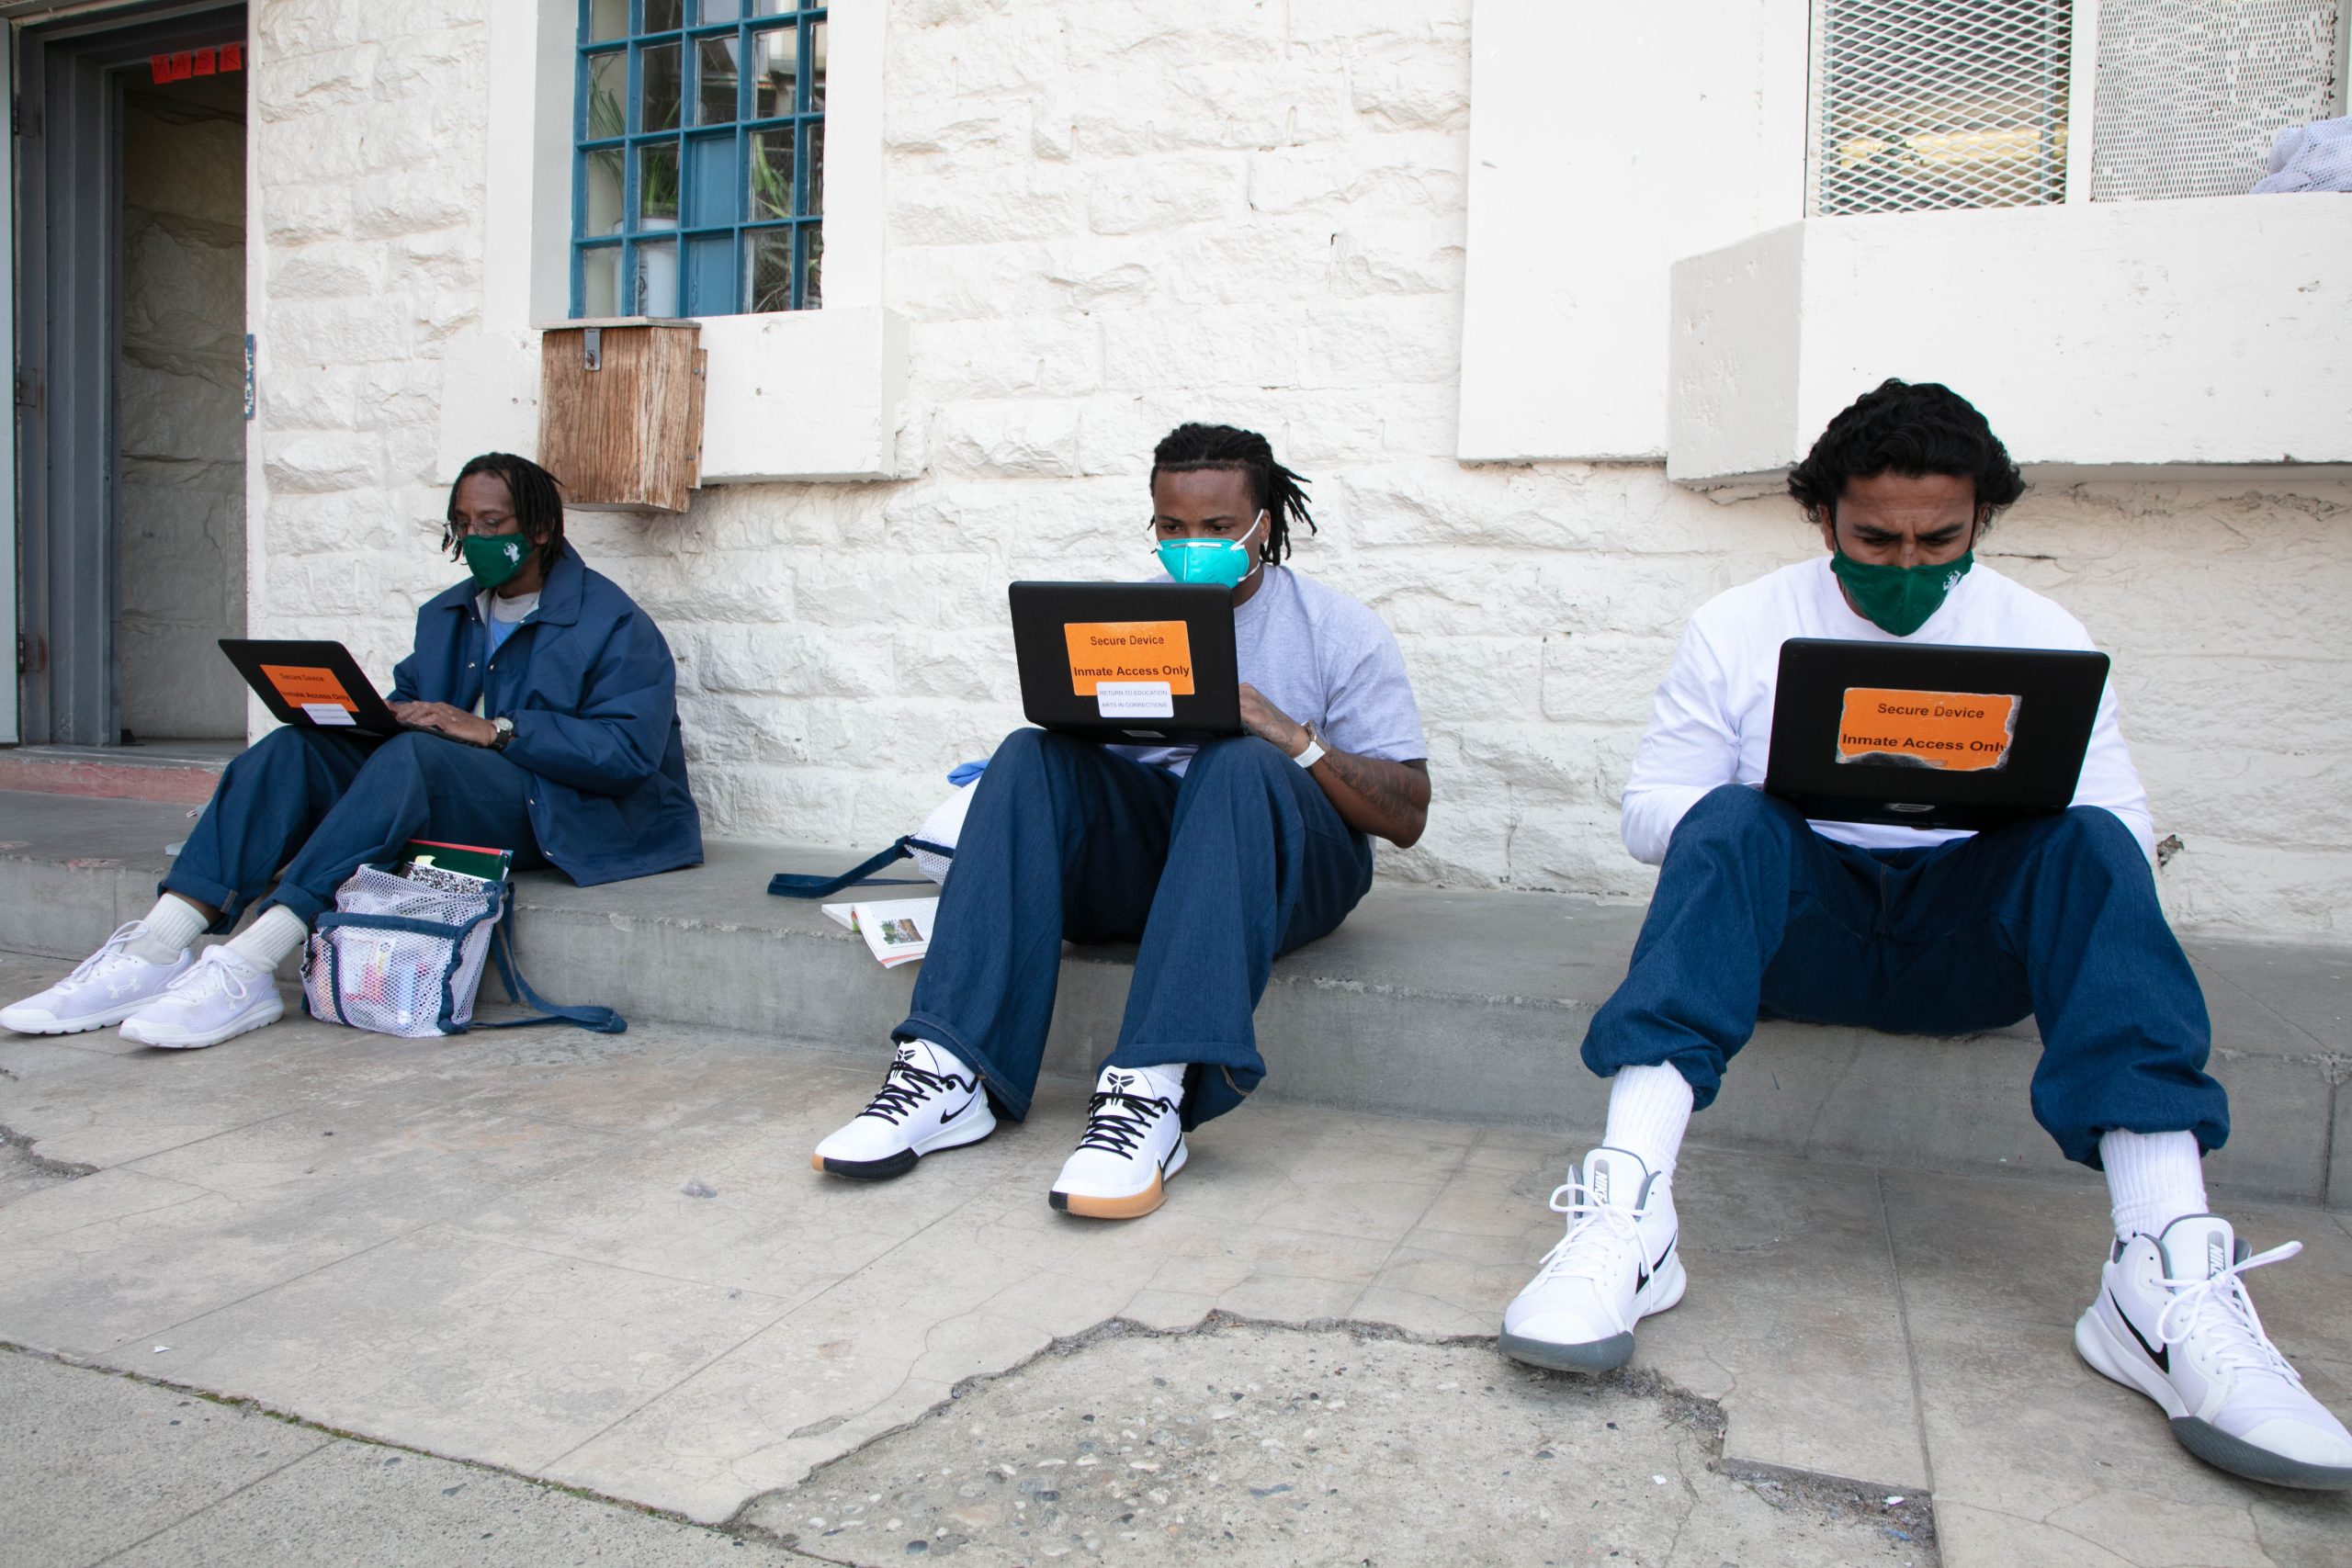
left=697, top=307, right=910, bottom=483
left=435, top=307, right=910, bottom=486
left=1667, top=195, right=2352, bottom=497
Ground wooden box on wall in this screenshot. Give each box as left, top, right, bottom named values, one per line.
left=537, top=319, right=707, bottom=513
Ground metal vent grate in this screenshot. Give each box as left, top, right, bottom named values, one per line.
left=1809, top=0, right=2075, bottom=215
left=2090, top=0, right=2344, bottom=200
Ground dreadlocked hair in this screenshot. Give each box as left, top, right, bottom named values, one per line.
left=446, top=452, right=567, bottom=576
left=1149, top=423, right=1316, bottom=565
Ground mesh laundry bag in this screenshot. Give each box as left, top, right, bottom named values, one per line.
left=302, top=864, right=623, bottom=1039
left=2253, top=115, right=2352, bottom=193
left=767, top=780, right=976, bottom=899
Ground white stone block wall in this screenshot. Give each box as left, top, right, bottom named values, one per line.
left=248, top=0, right=2352, bottom=943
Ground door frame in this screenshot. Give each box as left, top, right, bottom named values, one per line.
left=12, top=0, right=244, bottom=747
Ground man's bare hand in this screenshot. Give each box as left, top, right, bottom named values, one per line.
left=1238, top=682, right=1309, bottom=757
left=390, top=701, right=499, bottom=748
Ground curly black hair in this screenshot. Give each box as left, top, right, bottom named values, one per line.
left=1149, top=423, right=1316, bottom=565
left=446, top=452, right=567, bottom=577
left=1788, top=379, right=2025, bottom=531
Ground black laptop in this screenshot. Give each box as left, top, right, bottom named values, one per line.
left=1764, top=638, right=2109, bottom=831
left=219, top=638, right=414, bottom=736
left=1009, top=582, right=1243, bottom=743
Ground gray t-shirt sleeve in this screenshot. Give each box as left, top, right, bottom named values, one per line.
left=1316, top=601, right=1427, bottom=763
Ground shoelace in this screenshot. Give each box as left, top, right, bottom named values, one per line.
left=2154, top=1239, right=2307, bottom=1382
left=860, top=1055, right=971, bottom=1125
left=63, top=921, right=149, bottom=987
left=1073, top=1088, right=1173, bottom=1157
left=1532, top=1175, right=1648, bottom=1282
left=167, top=949, right=254, bottom=1008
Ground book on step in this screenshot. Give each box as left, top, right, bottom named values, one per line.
left=820, top=897, right=940, bottom=968
left=386, top=839, right=514, bottom=896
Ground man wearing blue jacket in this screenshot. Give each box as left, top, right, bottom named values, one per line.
left=1, top=452, right=702, bottom=1050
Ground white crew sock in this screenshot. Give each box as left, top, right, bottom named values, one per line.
left=2100, top=1128, right=2209, bottom=1241
left=1110, top=1063, right=1187, bottom=1106
left=127, top=896, right=210, bottom=965
left=1600, top=1063, right=1696, bottom=1178
left=225, top=906, right=311, bottom=972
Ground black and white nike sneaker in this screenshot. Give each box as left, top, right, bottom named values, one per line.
left=2075, top=1213, right=2352, bottom=1490
left=1498, top=1146, right=1684, bottom=1373
left=1048, top=1066, right=1186, bottom=1220
left=811, top=1039, right=996, bottom=1180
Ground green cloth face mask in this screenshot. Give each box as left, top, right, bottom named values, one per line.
left=461, top=533, right=531, bottom=592
left=1830, top=548, right=1973, bottom=637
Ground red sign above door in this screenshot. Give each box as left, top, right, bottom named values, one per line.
left=151, top=43, right=243, bottom=85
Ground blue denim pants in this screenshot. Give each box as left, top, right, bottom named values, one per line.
left=1580, top=784, right=2228, bottom=1166
left=896, top=728, right=1375, bottom=1128
left=164, top=728, right=546, bottom=929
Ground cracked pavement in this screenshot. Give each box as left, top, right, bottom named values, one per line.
left=2, top=948, right=2349, bottom=1565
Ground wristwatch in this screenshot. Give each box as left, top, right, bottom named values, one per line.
left=1292, top=722, right=1327, bottom=770
left=489, top=716, right=515, bottom=751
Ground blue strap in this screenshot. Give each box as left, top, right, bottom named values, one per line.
left=768, top=839, right=930, bottom=898
left=474, top=912, right=627, bottom=1033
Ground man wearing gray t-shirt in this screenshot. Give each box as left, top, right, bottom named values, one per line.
left=814, top=423, right=1431, bottom=1219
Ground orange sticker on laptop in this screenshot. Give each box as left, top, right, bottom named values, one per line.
left=260, top=663, right=356, bottom=712
left=1063, top=621, right=1195, bottom=696
left=1837, top=688, right=2020, bottom=773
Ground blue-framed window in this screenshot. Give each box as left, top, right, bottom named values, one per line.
left=572, top=0, right=827, bottom=318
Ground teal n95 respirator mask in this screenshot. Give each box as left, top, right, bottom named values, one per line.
left=1156, top=510, right=1266, bottom=591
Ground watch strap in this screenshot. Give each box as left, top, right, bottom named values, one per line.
left=1293, top=726, right=1326, bottom=770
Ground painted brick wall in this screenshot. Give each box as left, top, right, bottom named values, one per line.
left=249, top=0, right=2352, bottom=942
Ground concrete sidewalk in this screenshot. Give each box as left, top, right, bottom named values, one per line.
left=2, top=947, right=2346, bottom=1566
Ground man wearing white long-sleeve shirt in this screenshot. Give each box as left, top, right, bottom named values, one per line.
left=1500, top=380, right=2351, bottom=1492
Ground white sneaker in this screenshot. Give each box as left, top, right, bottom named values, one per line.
left=1, top=922, right=193, bottom=1035
left=1499, top=1146, right=1685, bottom=1373
left=1049, top=1066, right=1187, bottom=1220
left=118, top=946, right=285, bottom=1050
left=2075, top=1213, right=2352, bottom=1490
left=812, top=1039, right=996, bottom=1179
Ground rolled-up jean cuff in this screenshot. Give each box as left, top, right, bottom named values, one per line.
left=892, top=1011, right=1032, bottom=1122
left=157, top=869, right=254, bottom=935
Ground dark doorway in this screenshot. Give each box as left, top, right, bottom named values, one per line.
left=16, top=2, right=248, bottom=747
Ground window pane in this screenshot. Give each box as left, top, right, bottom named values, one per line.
left=582, top=148, right=625, bottom=234
left=585, top=51, right=626, bottom=141
left=644, top=0, right=684, bottom=31
left=697, top=0, right=746, bottom=19
left=744, top=228, right=791, bottom=312
left=684, top=232, right=734, bottom=314
left=585, top=0, right=629, bottom=42
left=753, top=0, right=799, bottom=13
left=685, top=132, right=738, bottom=227
left=639, top=141, right=681, bottom=222
left=582, top=245, right=621, bottom=317
left=806, top=119, right=822, bottom=215
left=695, top=36, right=739, bottom=123
left=636, top=238, right=679, bottom=315
left=809, top=19, right=826, bottom=112
left=640, top=41, right=682, bottom=131
left=803, top=225, right=821, bottom=309
left=750, top=127, right=794, bottom=220
left=752, top=25, right=797, bottom=117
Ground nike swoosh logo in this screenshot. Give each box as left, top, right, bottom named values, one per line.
left=1636, top=1237, right=1674, bottom=1292
left=2110, top=1290, right=2168, bottom=1373
left=939, top=1098, right=968, bottom=1125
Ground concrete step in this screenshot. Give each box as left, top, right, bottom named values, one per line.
left=0, top=741, right=232, bottom=806
left=1, top=786, right=2344, bottom=1207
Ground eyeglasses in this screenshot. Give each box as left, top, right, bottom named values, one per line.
left=446, top=514, right=523, bottom=539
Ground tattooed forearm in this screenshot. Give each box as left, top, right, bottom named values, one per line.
left=1316, top=751, right=1430, bottom=846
